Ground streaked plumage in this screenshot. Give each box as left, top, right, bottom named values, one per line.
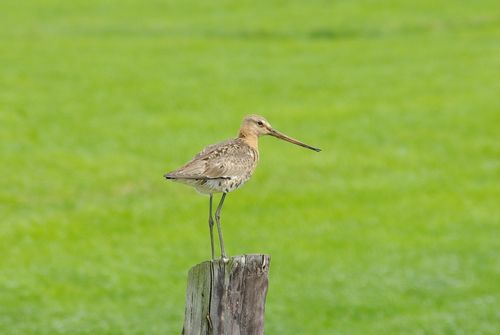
left=164, top=115, right=320, bottom=260
left=165, top=138, right=258, bottom=194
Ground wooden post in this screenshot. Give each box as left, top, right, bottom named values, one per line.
left=182, top=254, right=271, bottom=335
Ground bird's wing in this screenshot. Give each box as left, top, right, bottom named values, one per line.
left=166, top=139, right=256, bottom=180
left=193, top=139, right=233, bottom=160
left=203, top=142, right=256, bottom=179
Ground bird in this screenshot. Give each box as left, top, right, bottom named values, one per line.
left=164, top=115, right=321, bottom=260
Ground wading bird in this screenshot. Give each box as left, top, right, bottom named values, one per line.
left=164, top=115, right=320, bottom=260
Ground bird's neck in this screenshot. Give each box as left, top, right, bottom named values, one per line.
left=238, top=131, right=259, bottom=150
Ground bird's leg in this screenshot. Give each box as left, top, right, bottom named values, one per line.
left=215, top=193, right=227, bottom=260
left=208, top=194, right=215, bottom=260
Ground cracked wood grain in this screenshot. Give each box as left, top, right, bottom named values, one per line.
left=182, top=254, right=271, bottom=335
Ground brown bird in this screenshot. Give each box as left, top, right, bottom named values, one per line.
left=164, top=115, right=320, bottom=260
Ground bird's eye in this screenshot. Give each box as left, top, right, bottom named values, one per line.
left=257, top=121, right=264, bottom=126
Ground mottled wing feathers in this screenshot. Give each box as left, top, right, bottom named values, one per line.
left=193, top=139, right=233, bottom=160
left=203, top=142, right=257, bottom=179
left=165, top=138, right=257, bottom=180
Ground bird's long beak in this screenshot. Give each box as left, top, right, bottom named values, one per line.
left=269, top=128, right=321, bottom=152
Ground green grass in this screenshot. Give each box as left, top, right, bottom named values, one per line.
left=1, top=1, right=499, bottom=334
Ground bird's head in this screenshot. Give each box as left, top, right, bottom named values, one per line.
left=240, top=114, right=273, bottom=137
left=239, top=114, right=321, bottom=152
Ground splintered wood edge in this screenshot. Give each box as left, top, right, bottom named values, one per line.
left=189, top=254, right=271, bottom=272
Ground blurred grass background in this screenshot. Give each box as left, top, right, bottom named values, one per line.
left=1, top=0, right=499, bottom=334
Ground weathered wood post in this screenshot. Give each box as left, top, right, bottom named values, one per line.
left=182, top=254, right=271, bottom=335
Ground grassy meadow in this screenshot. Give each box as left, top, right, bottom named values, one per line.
left=1, top=1, right=499, bottom=334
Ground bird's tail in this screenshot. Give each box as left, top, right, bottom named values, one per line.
left=164, top=173, right=176, bottom=179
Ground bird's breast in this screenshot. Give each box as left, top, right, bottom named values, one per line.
left=198, top=175, right=248, bottom=194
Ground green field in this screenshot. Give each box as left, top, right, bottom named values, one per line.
left=1, top=1, right=499, bottom=334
